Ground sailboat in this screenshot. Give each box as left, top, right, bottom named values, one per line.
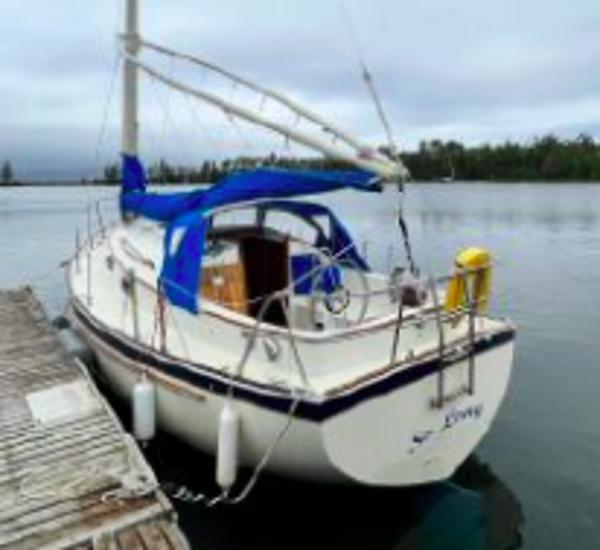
left=67, top=0, right=515, bottom=493
left=441, top=159, right=456, bottom=183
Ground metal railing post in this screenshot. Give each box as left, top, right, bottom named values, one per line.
left=389, top=289, right=404, bottom=367
left=95, top=201, right=106, bottom=239
left=361, top=240, right=369, bottom=263
left=86, top=204, right=92, bottom=245
left=429, top=277, right=446, bottom=408
left=86, top=205, right=93, bottom=306
left=465, top=271, right=476, bottom=395
left=75, top=229, right=81, bottom=274
left=86, top=245, right=92, bottom=306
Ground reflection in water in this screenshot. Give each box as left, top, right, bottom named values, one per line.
left=97, top=376, right=523, bottom=550
left=149, top=431, right=523, bottom=550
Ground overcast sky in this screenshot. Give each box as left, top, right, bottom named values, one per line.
left=2, top=0, right=600, bottom=179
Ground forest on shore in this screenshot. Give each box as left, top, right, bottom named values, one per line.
left=103, top=134, right=600, bottom=184
left=403, top=134, right=600, bottom=182
left=3, top=133, right=600, bottom=185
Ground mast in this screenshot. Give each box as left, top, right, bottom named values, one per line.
left=122, top=0, right=140, bottom=158
left=118, top=0, right=409, bottom=182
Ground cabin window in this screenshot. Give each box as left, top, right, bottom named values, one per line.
left=263, top=211, right=318, bottom=244
left=211, top=209, right=258, bottom=229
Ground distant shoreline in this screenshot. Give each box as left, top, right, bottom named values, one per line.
left=4, top=133, right=600, bottom=186
left=3, top=179, right=600, bottom=188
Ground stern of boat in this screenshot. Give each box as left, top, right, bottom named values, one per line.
left=320, top=328, right=515, bottom=486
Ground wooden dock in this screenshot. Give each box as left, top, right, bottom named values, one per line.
left=0, top=288, right=189, bottom=550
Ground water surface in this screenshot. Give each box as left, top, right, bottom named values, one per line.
left=2, top=182, right=599, bottom=549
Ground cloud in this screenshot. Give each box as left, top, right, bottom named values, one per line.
left=1, top=0, right=599, bottom=178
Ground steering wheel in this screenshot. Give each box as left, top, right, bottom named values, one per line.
left=311, top=249, right=371, bottom=326
left=324, top=285, right=351, bottom=314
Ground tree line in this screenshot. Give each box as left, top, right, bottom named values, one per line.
left=403, top=134, right=600, bottom=181
left=102, top=134, right=600, bottom=184
left=102, top=153, right=352, bottom=184
left=3, top=134, right=597, bottom=186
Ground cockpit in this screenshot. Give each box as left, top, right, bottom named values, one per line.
left=198, top=200, right=378, bottom=330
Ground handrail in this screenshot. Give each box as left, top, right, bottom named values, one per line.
left=429, top=276, right=446, bottom=408
left=100, top=226, right=489, bottom=335
left=76, top=209, right=493, bottom=358
left=72, top=222, right=497, bottom=421
left=464, top=273, right=477, bottom=395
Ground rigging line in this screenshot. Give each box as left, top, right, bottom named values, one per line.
left=157, top=56, right=177, bottom=160
left=397, top=185, right=418, bottom=275
left=181, top=92, right=221, bottom=158
left=224, top=108, right=253, bottom=153
left=339, top=2, right=396, bottom=153
left=87, top=34, right=120, bottom=211
left=146, top=74, right=196, bottom=174
left=94, top=51, right=121, bottom=165
left=121, top=52, right=402, bottom=180
left=339, top=4, right=416, bottom=271
left=90, top=0, right=123, bottom=200
left=140, top=38, right=373, bottom=155
left=93, top=0, right=123, bottom=162
left=138, top=81, right=167, bottom=175
left=278, top=132, right=293, bottom=160
left=145, top=78, right=170, bottom=181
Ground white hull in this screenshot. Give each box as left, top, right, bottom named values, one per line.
left=70, top=246, right=515, bottom=486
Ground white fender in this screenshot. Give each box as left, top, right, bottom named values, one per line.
left=132, top=374, right=156, bottom=443
left=216, top=402, right=240, bottom=490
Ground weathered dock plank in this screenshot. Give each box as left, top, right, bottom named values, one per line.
left=0, top=288, right=189, bottom=550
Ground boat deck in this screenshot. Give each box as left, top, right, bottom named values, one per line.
left=0, top=288, right=189, bottom=550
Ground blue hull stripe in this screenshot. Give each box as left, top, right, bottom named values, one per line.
left=73, top=303, right=515, bottom=423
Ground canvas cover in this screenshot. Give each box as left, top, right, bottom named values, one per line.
left=120, top=155, right=377, bottom=312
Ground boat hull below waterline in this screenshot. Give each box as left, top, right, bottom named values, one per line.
left=71, top=303, right=514, bottom=486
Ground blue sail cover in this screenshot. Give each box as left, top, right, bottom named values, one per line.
left=122, top=154, right=147, bottom=193
left=121, top=155, right=379, bottom=312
